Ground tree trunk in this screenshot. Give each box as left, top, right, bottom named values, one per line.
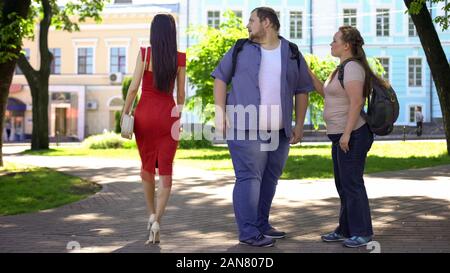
left=405, top=0, right=450, bottom=155
left=0, top=61, right=16, bottom=167
left=17, top=0, right=52, bottom=150
left=0, top=0, right=31, bottom=166
left=30, top=80, right=50, bottom=150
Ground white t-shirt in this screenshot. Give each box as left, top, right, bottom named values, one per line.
left=258, top=41, right=283, bottom=131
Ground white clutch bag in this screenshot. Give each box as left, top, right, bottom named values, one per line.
left=120, top=114, right=134, bottom=139
left=120, top=47, right=148, bottom=139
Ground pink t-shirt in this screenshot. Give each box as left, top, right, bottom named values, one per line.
left=323, top=61, right=366, bottom=135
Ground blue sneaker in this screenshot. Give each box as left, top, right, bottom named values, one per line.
left=321, top=232, right=346, bottom=242
left=239, top=235, right=275, bottom=247
left=343, top=236, right=372, bottom=248
left=263, top=228, right=286, bottom=239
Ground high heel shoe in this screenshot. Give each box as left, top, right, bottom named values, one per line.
left=147, top=214, right=156, bottom=231
left=146, top=221, right=160, bottom=244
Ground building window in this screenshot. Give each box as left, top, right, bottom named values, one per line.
left=409, top=105, right=422, bottom=122
left=207, top=11, right=220, bottom=29
left=377, top=57, right=390, bottom=82
left=409, top=58, right=422, bottom=87
left=110, top=47, right=126, bottom=73
left=233, top=10, right=242, bottom=19
left=376, top=9, right=390, bottom=37
left=408, top=16, right=417, bottom=37
left=50, top=48, right=61, bottom=75
left=15, top=48, right=30, bottom=75
left=343, top=9, right=357, bottom=27
left=77, top=47, right=93, bottom=75
left=290, top=11, right=303, bottom=39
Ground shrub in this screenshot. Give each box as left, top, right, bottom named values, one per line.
left=82, top=132, right=126, bottom=149
left=178, top=132, right=213, bottom=149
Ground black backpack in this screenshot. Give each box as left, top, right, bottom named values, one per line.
left=338, top=58, right=400, bottom=136
left=231, top=38, right=301, bottom=78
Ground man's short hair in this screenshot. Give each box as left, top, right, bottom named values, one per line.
left=252, top=7, right=280, bottom=31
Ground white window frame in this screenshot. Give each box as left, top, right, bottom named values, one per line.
left=72, top=38, right=97, bottom=75
left=406, top=103, right=426, bottom=125
left=105, top=38, right=130, bottom=74
left=289, top=10, right=304, bottom=40
left=232, top=9, right=243, bottom=20
left=342, top=8, right=358, bottom=27
left=76, top=47, right=95, bottom=75
left=285, top=4, right=306, bottom=41
left=109, top=47, right=127, bottom=74
left=407, top=57, right=424, bottom=88
left=370, top=2, right=396, bottom=41
left=376, top=56, right=392, bottom=83
left=206, top=10, right=221, bottom=28
left=375, top=8, right=391, bottom=37
left=406, top=54, right=426, bottom=97
left=407, top=15, right=418, bottom=37
left=337, top=2, right=362, bottom=29
left=49, top=48, right=62, bottom=75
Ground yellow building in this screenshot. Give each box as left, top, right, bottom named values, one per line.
left=7, top=1, right=184, bottom=141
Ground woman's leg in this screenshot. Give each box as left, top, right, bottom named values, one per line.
left=142, top=174, right=156, bottom=216
left=337, top=126, right=373, bottom=237
left=155, top=175, right=173, bottom=223
left=332, top=141, right=350, bottom=237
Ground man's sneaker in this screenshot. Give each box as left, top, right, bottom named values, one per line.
left=321, top=232, right=346, bottom=242
left=343, top=236, right=372, bottom=248
left=239, top=235, right=275, bottom=247
left=263, top=228, right=286, bottom=239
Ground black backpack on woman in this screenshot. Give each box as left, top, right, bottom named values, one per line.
left=338, top=59, right=400, bottom=136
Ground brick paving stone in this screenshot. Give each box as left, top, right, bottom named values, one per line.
left=1, top=150, right=449, bottom=253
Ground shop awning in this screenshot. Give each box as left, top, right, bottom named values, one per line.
left=7, top=97, right=26, bottom=112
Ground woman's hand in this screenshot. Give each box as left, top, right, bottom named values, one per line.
left=339, top=133, right=350, bottom=153
left=290, top=124, right=304, bottom=145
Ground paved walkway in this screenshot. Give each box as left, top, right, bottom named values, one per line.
left=1, top=146, right=449, bottom=253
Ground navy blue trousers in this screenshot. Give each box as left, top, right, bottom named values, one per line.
left=227, top=130, right=290, bottom=241
left=327, top=124, right=374, bottom=237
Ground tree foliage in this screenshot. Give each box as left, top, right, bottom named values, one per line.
left=187, top=10, right=385, bottom=129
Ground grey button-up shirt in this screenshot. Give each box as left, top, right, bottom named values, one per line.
left=211, top=37, right=314, bottom=138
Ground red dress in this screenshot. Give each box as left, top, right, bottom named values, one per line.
left=134, top=47, right=186, bottom=179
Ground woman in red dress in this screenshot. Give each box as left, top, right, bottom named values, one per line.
left=121, top=14, right=186, bottom=245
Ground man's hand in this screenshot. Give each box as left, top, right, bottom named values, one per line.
left=290, top=124, right=304, bottom=144
left=215, top=110, right=230, bottom=136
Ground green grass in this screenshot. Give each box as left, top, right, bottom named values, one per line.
left=283, top=142, right=450, bottom=179
left=20, top=141, right=450, bottom=180
left=0, top=162, right=101, bottom=216
left=23, top=147, right=139, bottom=158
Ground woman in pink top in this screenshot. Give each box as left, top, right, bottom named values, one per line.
left=308, top=26, right=390, bottom=248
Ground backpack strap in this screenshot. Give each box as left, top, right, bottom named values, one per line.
left=337, top=58, right=371, bottom=119
left=288, top=41, right=301, bottom=69
left=231, top=38, right=302, bottom=78
left=231, top=38, right=249, bottom=79
left=337, top=57, right=359, bottom=90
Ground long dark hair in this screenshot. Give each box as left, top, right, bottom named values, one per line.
left=331, top=26, right=390, bottom=98
left=150, top=14, right=178, bottom=92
